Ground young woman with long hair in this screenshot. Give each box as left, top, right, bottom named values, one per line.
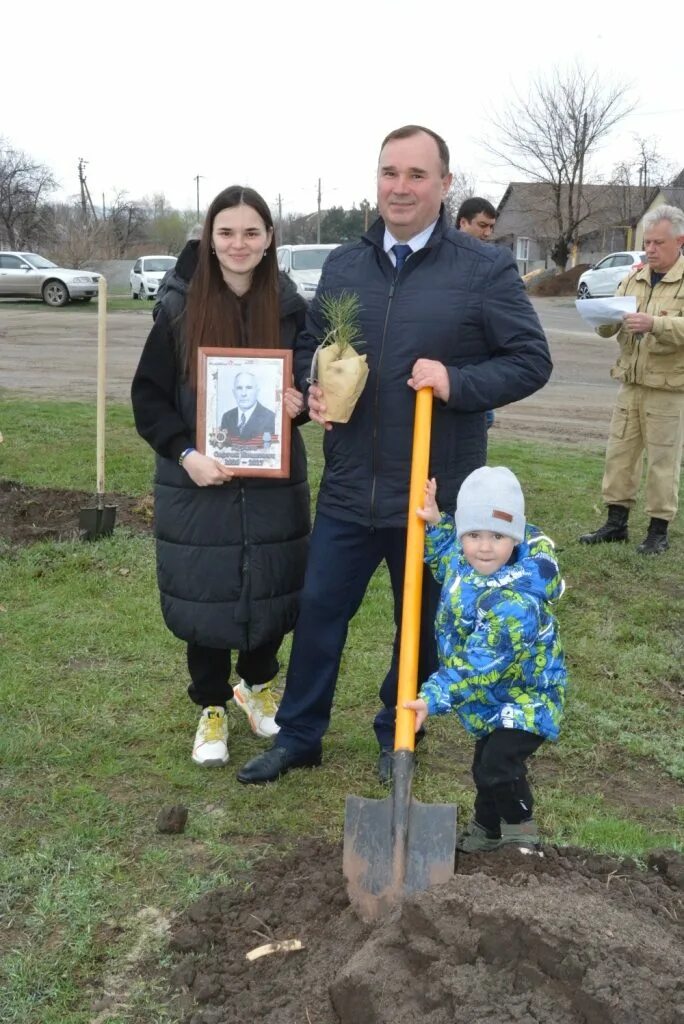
left=132, top=186, right=310, bottom=768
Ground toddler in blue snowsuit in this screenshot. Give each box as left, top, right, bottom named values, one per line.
left=405, top=466, right=567, bottom=853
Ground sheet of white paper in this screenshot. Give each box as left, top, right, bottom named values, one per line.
left=574, top=296, right=637, bottom=329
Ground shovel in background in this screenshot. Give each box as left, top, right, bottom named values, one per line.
left=343, top=387, right=457, bottom=922
left=80, top=275, right=117, bottom=540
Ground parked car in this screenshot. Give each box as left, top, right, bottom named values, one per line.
left=276, top=244, right=339, bottom=301
left=0, top=251, right=100, bottom=307
left=576, top=251, right=646, bottom=299
left=130, top=255, right=178, bottom=300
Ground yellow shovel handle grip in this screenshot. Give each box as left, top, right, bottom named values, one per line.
left=394, top=387, right=433, bottom=752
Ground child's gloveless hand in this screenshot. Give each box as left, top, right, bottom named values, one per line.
left=416, top=477, right=440, bottom=526
left=403, top=699, right=428, bottom=731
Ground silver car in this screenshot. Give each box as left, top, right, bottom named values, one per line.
left=576, top=251, right=646, bottom=299
left=0, top=251, right=100, bottom=306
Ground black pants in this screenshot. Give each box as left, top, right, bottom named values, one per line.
left=186, top=640, right=281, bottom=708
left=472, top=729, right=544, bottom=833
left=274, top=512, right=440, bottom=754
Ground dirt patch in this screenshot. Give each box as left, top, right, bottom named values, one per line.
left=0, top=480, right=152, bottom=547
left=165, top=837, right=684, bottom=1024
left=528, top=264, right=591, bottom=297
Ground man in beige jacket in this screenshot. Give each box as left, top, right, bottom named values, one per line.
left=580, top=204, right=684, bottom=554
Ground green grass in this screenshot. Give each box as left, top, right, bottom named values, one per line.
left=0, top=397, right=682, bottom=1023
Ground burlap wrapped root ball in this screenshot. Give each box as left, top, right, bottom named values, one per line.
left=316, top=291, right=369, bottom=424
left=316, top=343, right=368, bottom=423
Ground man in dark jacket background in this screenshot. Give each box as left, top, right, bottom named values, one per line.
left=238, top=124, right=552, bottom=785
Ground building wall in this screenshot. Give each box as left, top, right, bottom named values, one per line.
left=635, top=191, right=667, bottom=248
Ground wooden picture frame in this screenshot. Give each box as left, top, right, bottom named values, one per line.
left=196, top=348, right=293, bottom=478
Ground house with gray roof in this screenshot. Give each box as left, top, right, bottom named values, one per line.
left=494, top=175, right=682, bottom=273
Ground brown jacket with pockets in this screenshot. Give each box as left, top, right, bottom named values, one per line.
left=597, top=254, right=684, bottom=392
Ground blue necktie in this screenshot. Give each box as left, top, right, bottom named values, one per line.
left=238, top=413, right=246, bottom=433
left=392, top=243, right=412, bottom=274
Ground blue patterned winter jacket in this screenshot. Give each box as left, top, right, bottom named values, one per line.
left=419, top=517, right=567, bottom=740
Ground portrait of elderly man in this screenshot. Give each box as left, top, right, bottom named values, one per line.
left=221, top=370, right=276, bottom=442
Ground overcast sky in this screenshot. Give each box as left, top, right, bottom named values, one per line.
left=4, top=0, right=682, bottom=220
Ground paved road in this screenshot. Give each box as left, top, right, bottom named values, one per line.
left=0, top=296, right=616, bottom=447
left=506, top=297, right=617, bottom=445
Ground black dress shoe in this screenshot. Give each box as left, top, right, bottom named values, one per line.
left=237, top=745, right=322, bottom=785
left=377, top=748, right=394, bottom=786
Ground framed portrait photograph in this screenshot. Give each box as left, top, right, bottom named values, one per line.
left=196, top=348, right=293, bottom=478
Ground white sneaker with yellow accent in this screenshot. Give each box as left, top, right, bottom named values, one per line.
left=192, top=706, right=229, bottom=766
left=233, top=679, right=281, bottom=738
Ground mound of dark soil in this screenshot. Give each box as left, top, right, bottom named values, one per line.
left=167, top=838, right=684, bottom=1024
left=528, top=264, right=591, bottom=297
left=0, top=480, right=152, bottom=546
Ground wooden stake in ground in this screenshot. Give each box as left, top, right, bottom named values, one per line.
left=79, top=276, right=117, bottom=540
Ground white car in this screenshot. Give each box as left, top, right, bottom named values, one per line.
left=0, top=251, right=100, bottom=306
left=130, top=255, right=178, bottom=300
left=576, top=251, right=646, bottom=299
left=276, top=244, right=339, bottom=301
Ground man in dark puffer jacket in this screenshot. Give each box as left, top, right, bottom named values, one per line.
left=238, top=125, right=552, bottom=786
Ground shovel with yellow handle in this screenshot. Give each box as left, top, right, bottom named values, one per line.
left=343, top=387, right=458, bottom=922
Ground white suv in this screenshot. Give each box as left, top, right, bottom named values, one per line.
left=130, top=255, right=177, bottom=300
left=276, top=244, right=338, bottom=301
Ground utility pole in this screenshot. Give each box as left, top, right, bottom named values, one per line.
left=78, top=158, right=88, bottom=219
left=277, top=193, right=283, bottom=238
left=102, top=192, right=106, bottom=220
left=571, top=112, right=588, bottom=268
left=78, top=158, right=98, bottom=222
left=317, top=178, right=321, bottom=244
left=194, top=175, right=204, bottom=221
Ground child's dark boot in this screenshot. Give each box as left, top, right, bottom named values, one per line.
left=499, top=819, right=543, bottom=856
left=457, top=819, right=503, bottom=853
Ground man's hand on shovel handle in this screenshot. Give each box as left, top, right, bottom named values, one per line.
left=404, top=699, right=428, bottom=731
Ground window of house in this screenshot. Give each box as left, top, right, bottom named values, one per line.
left=516, top=237, right=530, bottom=261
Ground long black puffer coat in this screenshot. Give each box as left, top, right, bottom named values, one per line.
left=131, top=242, right=310, bottom=650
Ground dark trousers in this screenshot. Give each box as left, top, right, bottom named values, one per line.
left=186, top=640, right=281, bottom=708
left=472, top=729, right=544, bottom=832
left=275, top=512, right=440, bottom=754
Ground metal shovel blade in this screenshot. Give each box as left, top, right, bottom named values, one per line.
left=343, top=751, right=457, bottom=922
left=79, top=504, right=117, bottom=541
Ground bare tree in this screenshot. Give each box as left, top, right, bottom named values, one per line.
left=487, top=65, right=633, bottom=268
left=0, top=138, right=57, bottom=249
left=278, top=211, right=318, bottom=245
left=609, top=136, right=675, bottom=228
left=444, top=169, right=477, bottom=222
left=48, top=202, right=107, bottom=267
left=104, top=191, right=149, bottom=257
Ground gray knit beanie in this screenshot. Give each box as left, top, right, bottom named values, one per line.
left=455, top=466, right=526, bottom=543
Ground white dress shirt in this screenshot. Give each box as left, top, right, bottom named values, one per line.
left=383, top=219, right=438, bottom=266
